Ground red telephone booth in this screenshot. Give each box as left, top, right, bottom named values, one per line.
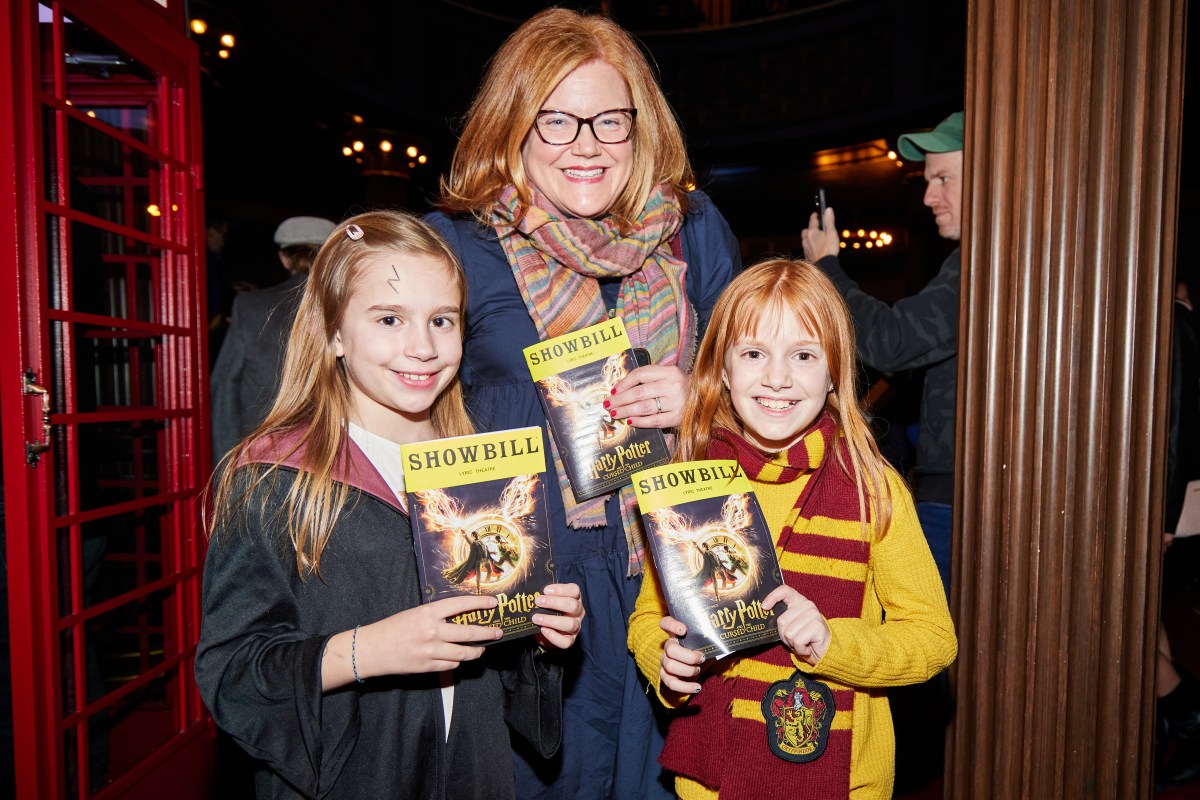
left=0, top=1, right=211, bottom=797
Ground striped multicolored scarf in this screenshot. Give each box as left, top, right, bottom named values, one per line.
left=492, top=184, right=696, bottom=575
left=658, top=414, right=869, bottom=799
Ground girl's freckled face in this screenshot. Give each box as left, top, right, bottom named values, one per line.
left=722, top=313, right=832, bottom=452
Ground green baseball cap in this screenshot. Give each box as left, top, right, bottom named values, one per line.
left=896, top=111, right=964, bottom=161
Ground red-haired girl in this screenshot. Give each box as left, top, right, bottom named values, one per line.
left=629, top=258, right=956, bottom=799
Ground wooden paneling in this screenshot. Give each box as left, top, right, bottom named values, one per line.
left=950, top=0, right=1186, bottom=796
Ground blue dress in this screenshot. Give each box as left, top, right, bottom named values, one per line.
left=426, top=191, right=740, bottom=800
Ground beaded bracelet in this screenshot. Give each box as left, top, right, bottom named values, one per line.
left=351, top=624, right=365, bottom=684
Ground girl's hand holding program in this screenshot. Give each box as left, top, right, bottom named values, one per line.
left=363, top=594, right=504, bottom=676
left=658, top=615, right=705, bottom=694
left=533, top=582, right=585, bottom=650
left=763, top=585, right=831, bottom=666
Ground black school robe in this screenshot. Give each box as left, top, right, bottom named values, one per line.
left=195, top=431, right=562, bottom=799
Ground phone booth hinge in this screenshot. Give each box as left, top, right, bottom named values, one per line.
left=23, top=368, right=51, bottom=466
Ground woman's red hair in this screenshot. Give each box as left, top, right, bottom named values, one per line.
left=438, top=7, right=694, bottom=228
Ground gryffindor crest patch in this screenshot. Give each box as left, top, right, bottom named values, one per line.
left=761, top=670, right=835, bottom=763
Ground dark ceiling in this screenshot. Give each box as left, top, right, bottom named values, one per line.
left=197, top=0, right=963, bottom=232
left=192, top=0, right=1198, bottom=296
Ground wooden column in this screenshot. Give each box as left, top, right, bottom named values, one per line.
left=950, top=0, right=1186, bottom=796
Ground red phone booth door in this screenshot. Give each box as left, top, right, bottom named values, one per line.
left=0, top=1, right=212, bottom=797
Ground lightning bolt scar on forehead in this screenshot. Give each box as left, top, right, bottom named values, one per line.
left=388, top=264, right=401, bottom=294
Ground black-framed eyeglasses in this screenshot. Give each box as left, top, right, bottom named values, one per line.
left=532, top=108, right=638, bottom=145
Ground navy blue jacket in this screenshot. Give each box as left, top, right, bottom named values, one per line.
left=426, top=190, right=740, bottom=800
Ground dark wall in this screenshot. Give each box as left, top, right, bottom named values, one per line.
left=199, top=0, right=965, bottom=293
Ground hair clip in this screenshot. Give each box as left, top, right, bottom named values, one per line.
left=345, top=224, right=364, bottom=241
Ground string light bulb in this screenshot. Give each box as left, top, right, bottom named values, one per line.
left=839, top=228, right=896, bottom=251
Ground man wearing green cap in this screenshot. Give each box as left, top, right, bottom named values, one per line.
left=802, top=112, right=964, bottom=596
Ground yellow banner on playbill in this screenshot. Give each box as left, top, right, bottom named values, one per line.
left=523, top=317, right=632, bottom=382
left=634, top=460, right=751, bottom=515
left=400, top=427, right=546, bottom=493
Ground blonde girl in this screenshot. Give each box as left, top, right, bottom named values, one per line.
left=197, top=210, right=584, bottom=800
left=628, top=258, right=956, bottom=800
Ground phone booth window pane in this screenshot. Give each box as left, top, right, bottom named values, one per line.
left=71, top=421, right=164, bottom=513
left=38, top=4, right=57, bottom=96
left=52, top=321, right=162, bottom=412
left=42, top=105, right=61, bottom=203
left=61, top=19, right=158, bottom=146
left=86, top=590, right=171, bottom=685
left=94, top=674, right=176, bottom=786
left=60, top=726, right=81, bottom=800
left=67, top=117, right=160, bottom=235
left=58, top=628, right=77, bottom=713
left=46, top=218, right=164, bottom=323
left=73, top=510, right=167, bottom=612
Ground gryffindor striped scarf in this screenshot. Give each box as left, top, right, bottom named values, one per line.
left=659, top=414, right=867, bottom=799
left=492, top=184, right=695, bottom=575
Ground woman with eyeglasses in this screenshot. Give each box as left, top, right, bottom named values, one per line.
left=427, top=8, right=740, bottom=799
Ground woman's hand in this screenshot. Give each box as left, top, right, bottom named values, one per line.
left=800, top=207, right=841, bottom=263
left=658, top=615, right=705, bottom=693
left=763, top=585, right=830, bottom=666
left=355, top=594, right=503, bottom=679
left=533, top=582, right=585, bottom=649
left=607, top=365, right=689, bottom=429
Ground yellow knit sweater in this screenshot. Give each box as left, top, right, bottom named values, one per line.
left=628, top=468, right=956, bottom=799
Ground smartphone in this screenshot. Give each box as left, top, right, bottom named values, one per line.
left=815, top=187, right=827, bottom=231
left=632, top=347, right=651, bottom=367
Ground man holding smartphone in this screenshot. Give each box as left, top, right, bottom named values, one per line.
left=801, top=111, right=964, bottom=598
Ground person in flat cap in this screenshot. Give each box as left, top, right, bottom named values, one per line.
left=802, top=111, right=964, bottom=597
left=210, top=215, right=337, bottom=459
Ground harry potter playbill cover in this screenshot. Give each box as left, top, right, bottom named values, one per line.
left=524, top=317, right=670, bottom=501
left=400, top=427, right=557, bottom=641
left=634, top=460, right=783, bottom=658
